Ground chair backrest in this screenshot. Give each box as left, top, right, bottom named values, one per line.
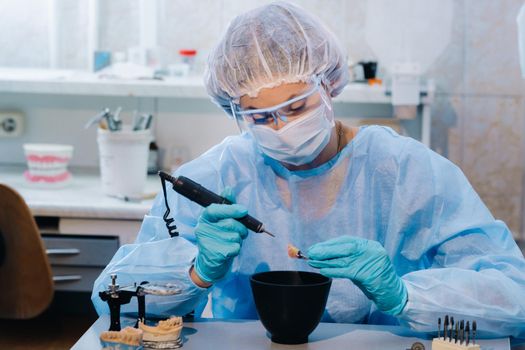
left=0, top=184, right=53, bottom=319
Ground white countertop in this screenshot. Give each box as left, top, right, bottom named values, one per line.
left=0, top=68, right=208, bottom=99
left=0, top=68, right=438, bottom=104
left=0, top=166, right=159, bottom=220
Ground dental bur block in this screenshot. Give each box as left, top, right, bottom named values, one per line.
left=432, top=338, right=480, bottom=350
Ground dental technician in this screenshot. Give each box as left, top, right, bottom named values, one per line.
left=93, top=1, right=525, bottom=339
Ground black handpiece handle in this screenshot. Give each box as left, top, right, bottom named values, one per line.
left=172, top=176, right=264, bottom=233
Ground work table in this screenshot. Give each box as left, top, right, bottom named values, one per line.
left=72, top=315, right=510, bottom=350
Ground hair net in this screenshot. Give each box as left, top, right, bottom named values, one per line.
left=204, top=1, right=349, bottom=116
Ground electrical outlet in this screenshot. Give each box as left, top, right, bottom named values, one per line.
left=0, top=111, right=24, bottom=137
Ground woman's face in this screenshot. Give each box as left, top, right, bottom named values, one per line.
left=239, top=81, right=323, bottom=131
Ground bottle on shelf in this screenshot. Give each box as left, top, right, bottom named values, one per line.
left=147, top=141, right=159, bottom=175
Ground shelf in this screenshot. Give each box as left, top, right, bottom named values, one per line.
left=0, top=68, right=208, bottom=99
left=0, top=68, right=433, bottom=104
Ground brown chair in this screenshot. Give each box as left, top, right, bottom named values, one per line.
left=0, top=184, right=53, bottom=319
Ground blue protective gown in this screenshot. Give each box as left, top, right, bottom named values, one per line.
left=91, top=125, right=525, bottom=338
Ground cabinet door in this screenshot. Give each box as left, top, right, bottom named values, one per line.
left=43, top=234, right=118, bottom=267
left=51, top=266, right=105, bottom=292
left=42, top=234, right=119, bottom=292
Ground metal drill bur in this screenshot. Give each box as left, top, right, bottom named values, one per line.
left=448, top=317, right=454, bottom=342
left=262, top=229, right=275, bottom=237
left=466, top=321, right=470, bottom=346
left=459, top=320, right=465, bottom=344
left=472, top=321, right=477, bottom=345
left=434, top=316, right=479, bottom=348
left=444, top=315, right=449, bottom=340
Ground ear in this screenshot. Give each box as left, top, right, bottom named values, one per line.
left=318, top=83, right=333, bottom=108
left=322, top=84, right=331, bottom=96
left=318, top=75, right=331, bottom=95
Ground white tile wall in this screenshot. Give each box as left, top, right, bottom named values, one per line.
left=461, top=96, right=524, bottom=235
left=0, top=0, right=50, bottom=68
left=430, top=95, right=464, bottom=164
left=56, top=0, right=89, bottom=70
left=424, top=0, right=466, bottom=94
left=462, top=96, right=524, bottom=197
left=98, top=0, right=141, bottom=52
left=157, top=0, right=224, bottom=70
left=464, top=0, right=524, bottom=96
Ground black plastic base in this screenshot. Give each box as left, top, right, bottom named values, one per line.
left=271, top=335, right=308, bottom=345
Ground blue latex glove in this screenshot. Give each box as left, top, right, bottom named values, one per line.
left=194, top=188, right=249, bottom=284
left=307, top=236, right=408, bottom=316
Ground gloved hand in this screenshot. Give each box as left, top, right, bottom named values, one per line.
left=194, top=188, right=248, bottom=284
left=307, top=235, right=408, bottom=316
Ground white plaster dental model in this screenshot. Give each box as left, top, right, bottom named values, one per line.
left=99, top=326, right=143, bottom=349
left=139, top=316, right=183, bottom=349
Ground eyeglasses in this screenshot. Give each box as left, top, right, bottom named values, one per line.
left=230, top=77, right=325, bottom=130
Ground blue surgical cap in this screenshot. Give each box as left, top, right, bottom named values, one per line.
left=204, top=1, right=349, bottom=116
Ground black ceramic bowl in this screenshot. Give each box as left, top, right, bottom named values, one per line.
left=250, top=270, right=332, bottom=344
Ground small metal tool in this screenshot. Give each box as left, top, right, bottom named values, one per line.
left=109, top=192, right=157, bottom=203
left=450, top=317, right=454, bottom=342
left=465, top=321, right=470, bottom=346
left=132, top=111, right=138, bottom=130
left=133, top=114, right=145, bottom=131
left=295, top=250, right=308, bottom=259
left=444, top=315, right=448, bottom=340
left=144, top=114, right=153, bottom=129
left=113, top=106, right=122, bottom=120
left=105, top=110, right=117, bottom=131
left=84, top=108, right=110, bottom=129
left=472, top=320, right=477, bottom=345
left=460, top=320, right=464, bottom=345
left=112, top=106, right=122, bottom=131
left=132, top=113, right=153, bottom=131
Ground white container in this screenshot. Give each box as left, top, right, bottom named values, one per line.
left=23, top=143, right=74, bottom=188
left=97, top=126, right=152, bottom=198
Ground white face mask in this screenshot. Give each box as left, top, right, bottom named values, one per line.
left=249, top=102, right=335, bottom=166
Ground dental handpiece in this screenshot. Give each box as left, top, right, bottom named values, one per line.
left=159, top=171, right=275, bottom=237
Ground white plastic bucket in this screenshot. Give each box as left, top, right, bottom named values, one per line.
left=97, top=126, right=152, bottom=197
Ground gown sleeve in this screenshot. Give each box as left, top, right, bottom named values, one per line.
left=91, top=154, right=226, bottom=318
left=389, top=137, right=525, bottom=339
